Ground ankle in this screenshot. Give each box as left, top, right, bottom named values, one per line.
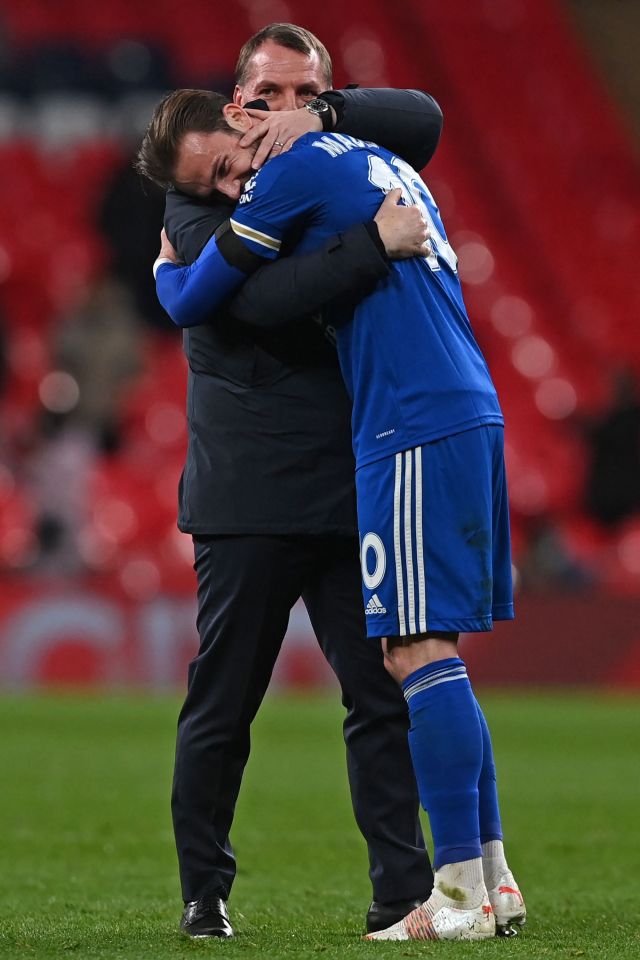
left=482, top=839, right=505, bottom=860
left=435, top=858, right=487, bottom=906
left=481, top=839, right=510, bottom=885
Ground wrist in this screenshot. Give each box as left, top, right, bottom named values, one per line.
left=318, top=90, right=345, bottom=128
left=304, top=97, right=334, bottom=132
left=364, top=221, right=390, bottom=262
left=153, top=256, right=176, bottom=279
left=306, top=112, right=323, bottom=133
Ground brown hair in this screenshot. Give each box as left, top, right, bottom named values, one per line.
left=235, top=22, right=333, bottom=89
left=135, top=89, right=232, bottom=189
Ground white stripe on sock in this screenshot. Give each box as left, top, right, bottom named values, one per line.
left=404, top=672, right=469, bottom=701
left=403, top=664, right=468, bottom=698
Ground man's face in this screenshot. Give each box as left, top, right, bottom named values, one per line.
left=234, top=39, right=330, bottom=111
left=172, top=110, right=256, bottom=201
left=172, top=40, right=332, bottom=201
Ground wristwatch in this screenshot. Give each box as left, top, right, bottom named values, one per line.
left=304, top=97, right=334, bottom=131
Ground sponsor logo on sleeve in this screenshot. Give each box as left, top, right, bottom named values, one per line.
left=239, top=174, right=258, bottom=205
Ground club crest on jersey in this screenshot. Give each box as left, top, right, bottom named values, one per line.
left=365, top=594, right=387, bottom=615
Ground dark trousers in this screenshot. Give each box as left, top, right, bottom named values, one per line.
left=172, top=534, right=433, bottom=904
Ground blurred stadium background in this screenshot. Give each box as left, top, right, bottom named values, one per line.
left=0, top=0, right=639, bottom=691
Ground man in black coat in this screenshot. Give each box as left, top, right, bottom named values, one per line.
left=161, top=22, right=443, bottom=939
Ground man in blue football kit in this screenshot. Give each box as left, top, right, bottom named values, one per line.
left=142, top=91, right=526, bottom=941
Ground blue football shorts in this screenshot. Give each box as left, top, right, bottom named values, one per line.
left=355, top=425, right=515, bottom=638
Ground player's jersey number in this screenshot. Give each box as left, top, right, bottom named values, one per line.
left=361, top=532, right=386, bottom=590
left=367, top=154, right=457, bottom=274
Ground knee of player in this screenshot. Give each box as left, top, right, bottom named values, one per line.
left=381, top=645, right=400, bottom=682
left=383, top=632, right=460, bottom=684
left=381, top=636, right=420, bottom=684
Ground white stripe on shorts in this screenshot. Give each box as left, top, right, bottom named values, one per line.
left=414, top=447, right=427, bottom=633
left=393, top=453, right=406, bottom=636
left=404, top=450, right=416, bottom=634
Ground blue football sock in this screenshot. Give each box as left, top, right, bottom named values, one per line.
left=475, top=699, right=503, bottom=844
left=402, top=657, right=483, bottom=870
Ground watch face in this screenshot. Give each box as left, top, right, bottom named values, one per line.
left=307, top=98, right=329, bottom=115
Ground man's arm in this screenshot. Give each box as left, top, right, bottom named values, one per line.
left=163, top=87, right=441, bottom=287
left=156, top=150, right=325, bottom=328
left=325, top=88, right=443, bottom=171
left=242, top=89, right=443, bottom=173
left=164, top=188, right=235, bottom=264
left=155, top=220, right=389, bottom=330
left=162, top=185, right=393, bottom=328
left=162, top=179, right=428, bottom=330
left=229, top=223, right=387, bottom=328
left=229, top=189, right=429, bottom=327
left=162, top=174, right=391, bottom=328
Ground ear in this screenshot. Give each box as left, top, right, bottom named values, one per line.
left=232, top=85, right=243, bottom=105
left=223, top=102, right=251, bottom=132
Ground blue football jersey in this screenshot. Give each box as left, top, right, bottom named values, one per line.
left=156, top=131, right=504, bottom=468
left=229, top=132, right=503, bottom=467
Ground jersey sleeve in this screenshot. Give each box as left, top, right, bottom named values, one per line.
left=154, top=236, right=248, bottom=328
left=229, top=149, right=321, bottom=259
left=154, top=148, right=321, bottom=328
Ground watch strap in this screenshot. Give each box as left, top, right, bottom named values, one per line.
left=318, top=90, right=345, bottom=127
left=305, top=97, right=334, bottom=132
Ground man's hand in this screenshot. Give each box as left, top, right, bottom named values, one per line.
left=374, top=188, right=431, bottom=259
left=239, top=106, right=336, bottom=171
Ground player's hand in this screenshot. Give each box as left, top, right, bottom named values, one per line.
left=153, top=228, right=182, bottom=277
left=158, top=228, right=179, bottom=264
left=240, top=107, right=334, bottom=171
left=374, top=188, right=432, bottom=260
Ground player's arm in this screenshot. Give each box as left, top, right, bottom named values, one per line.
left=154, top=222, right=263, bottom=328
left=157, top=193, right=428, bottom=329
left=229, top=188, right=427, bottom=327
left=326, top=88, right=443, bottom=171
left=155, top=152, right=320, bottom=328
left=160, top=160, right=426, bottom=329
left=155, top=219, right=390, bottom=330
left=159, top=198, right=390, bottom=329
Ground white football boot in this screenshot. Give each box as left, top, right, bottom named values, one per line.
left=486, top=869, right=526, bottom=935
left=364, top=886, right=495, bottom=942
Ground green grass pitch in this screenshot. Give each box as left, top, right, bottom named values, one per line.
left=1, top=690, right=639, bottom=958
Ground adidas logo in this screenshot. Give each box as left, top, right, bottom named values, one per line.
left=365, top=593, right=387, bottom=615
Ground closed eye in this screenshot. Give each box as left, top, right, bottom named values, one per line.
left=214, top=162, right=228, bottom=184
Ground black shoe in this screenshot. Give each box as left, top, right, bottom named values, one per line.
left=180, top=896, right=234, bottom=938
left=366, top=897, right=425, bottom=933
